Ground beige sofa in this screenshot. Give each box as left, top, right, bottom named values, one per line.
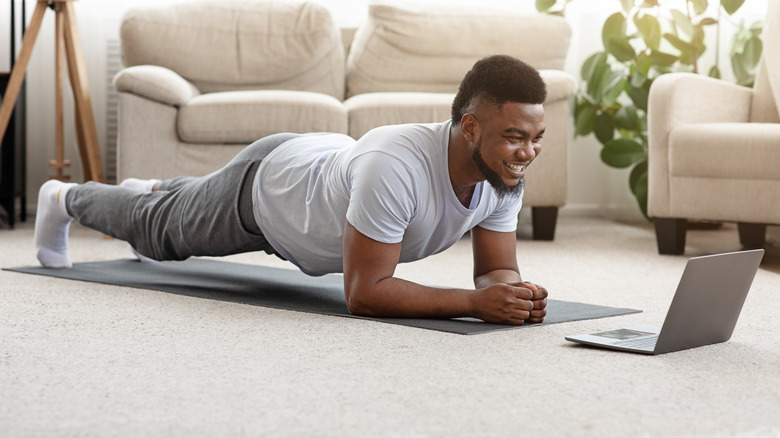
left=114, top=0, right=576, bottom=240
left=647, top=1, right=780, bottom=254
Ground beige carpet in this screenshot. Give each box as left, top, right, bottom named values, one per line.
left=1, top=214, right=779, bottom=437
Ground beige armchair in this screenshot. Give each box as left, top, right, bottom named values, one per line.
left=647, top=2, right=780, bottom=254
left=113, top=0, right=348, bottom=181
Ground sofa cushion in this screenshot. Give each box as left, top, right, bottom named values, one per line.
left=120, top=0, right=345, bottom=99
left=178, top=91, right=348, bottom=143
left=346, top=3, right=571, bottom=97
left=669, top=123, right=780, bottom=181
left=344, top=92, right=455, bottom=138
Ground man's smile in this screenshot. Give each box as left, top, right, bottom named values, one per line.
left=504, top=162, right=527, bottom=178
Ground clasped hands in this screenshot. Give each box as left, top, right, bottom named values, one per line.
left=472, top=281, right=548, bottom=325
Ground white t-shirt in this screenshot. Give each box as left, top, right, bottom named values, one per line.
left=252, top=121, right=522, bottom=276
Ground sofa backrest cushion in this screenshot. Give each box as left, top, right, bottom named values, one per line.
left=346, top=3, right=571, bottom=98
left=120, top=0, right=345, bottom=99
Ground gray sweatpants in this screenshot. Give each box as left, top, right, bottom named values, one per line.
left=66, top=133, right=300, bottom=261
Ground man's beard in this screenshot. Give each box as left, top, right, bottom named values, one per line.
left=472, top=138, right=524, bottom=199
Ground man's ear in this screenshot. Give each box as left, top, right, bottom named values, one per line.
left=460, top=113, right=479, bottom=143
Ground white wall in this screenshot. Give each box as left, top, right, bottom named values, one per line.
left=0, top=0, right=768, bottom=221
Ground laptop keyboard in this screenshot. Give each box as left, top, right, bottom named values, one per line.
left=614, top=335, right=658, bottom=350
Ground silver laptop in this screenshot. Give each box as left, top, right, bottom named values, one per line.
left=565, top=249, right=764, bottom=355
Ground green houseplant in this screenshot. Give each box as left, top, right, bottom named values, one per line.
left=536, top=0, right=763, bottom=219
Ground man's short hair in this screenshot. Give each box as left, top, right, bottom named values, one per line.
left=451, top=54, right=547, bottom=123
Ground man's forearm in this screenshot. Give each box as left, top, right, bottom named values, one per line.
left=345, top=276, right=476, bottom=319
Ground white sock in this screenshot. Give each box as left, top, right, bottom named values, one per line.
left=119, top=177, right=161, bottom=192
left=119, top=178, right=161, bottom=263
left=130, top=247, right=159, bottom=264
left=34, top=180, right=77, bottom=268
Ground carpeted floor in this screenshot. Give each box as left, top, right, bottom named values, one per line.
left=1, top=214, right=779, bottom=437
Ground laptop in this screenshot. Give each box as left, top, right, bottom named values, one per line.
left=565, top=249, right=764, bottom=355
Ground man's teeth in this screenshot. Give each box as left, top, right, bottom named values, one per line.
left=506, top=163, right=525, bottom=172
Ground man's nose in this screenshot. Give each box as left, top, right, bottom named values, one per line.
left=515, top=141, right=536, bottom=161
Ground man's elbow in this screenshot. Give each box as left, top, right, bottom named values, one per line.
left=344, top=287, right=379, bottom=317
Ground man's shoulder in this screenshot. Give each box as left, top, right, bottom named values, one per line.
left=355, top=121, right=450, bottom=159
left=363, top=121, right=450, bottom=141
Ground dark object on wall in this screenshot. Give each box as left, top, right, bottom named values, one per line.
left=0, top=0, right=27, bottom=228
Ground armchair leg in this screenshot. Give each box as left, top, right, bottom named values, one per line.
left=737, top=222, right=766, bottom=249
left=654, top=218, right=687, bottom=255
left=532, top=206, right=558, bottom=241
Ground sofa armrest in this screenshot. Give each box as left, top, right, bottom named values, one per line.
left=648, top=72, right=753, bottom=217
left=538, top=70, right=577, bottom=103
left=113, top=65, right=200, bottom=106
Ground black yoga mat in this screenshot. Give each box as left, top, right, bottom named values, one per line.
left=6, top=258, right=641, bottom=335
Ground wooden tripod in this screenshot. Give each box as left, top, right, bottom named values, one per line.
left=0, top=0, right=103, bottom=182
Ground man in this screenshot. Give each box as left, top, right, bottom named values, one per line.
left=34, top=54, right=549, bottom=325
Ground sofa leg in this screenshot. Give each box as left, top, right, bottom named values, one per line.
left=654, top=218, right=687, bottom=255
left=737, top=222, right=766, bottom=249
left=532, top=206, right=558, bottom=241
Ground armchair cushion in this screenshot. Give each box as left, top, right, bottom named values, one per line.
left=178, top=91, right=348, bottom=143
left=113, top=65, right=200, bottom=106
left=669, top=123, right=780, bottom=181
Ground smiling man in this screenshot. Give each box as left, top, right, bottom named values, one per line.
left=34, top=54, right=549, bottom=325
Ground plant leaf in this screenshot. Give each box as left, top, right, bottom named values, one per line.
left=603, top=76, right=628, bottom=107
left=708, top=65, right=721, bottom=79
left=581, top=51, right=607, bottom=80
left=535, top=0, right=557, bottom=12
left=582, top=54, right=614, bottom=102
left=629, top=160, right=649, bottom=219
left=606, top=36, right=636, bottom=62
left=664, top=33, right=696, bottom=52
left=635, top=13, right=662, bottom=50
left=602, top=12, right=627, bottom=49
left=694, top=27, right=707, bottom=56
left=615, top=105, right=640, bottom=131
left=691, top=0, right=708, bottom=16
left=628, top=81, right=651, bottom=112
left=649, top=50, right=678, bottom=67
left=670, top=10, right=693, bottom=38
left=731, top=55, right=752, bottom=86
left=575, top=104, right=597, bottom=137
left=601, top=138, right=645, bottom=168
left=740, top=37, right=763, bottom=70
left=665, top=33, right=697, bottom=64
left=594, top=112, right=616, bottom=145
left=721, top=0, right=745, bottom=15
left=629, top=159, right=648, bottom=196
left=636, top=51, right=652, bottom=76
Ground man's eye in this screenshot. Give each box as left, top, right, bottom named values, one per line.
left=534, top=136, right=544, bottom=142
